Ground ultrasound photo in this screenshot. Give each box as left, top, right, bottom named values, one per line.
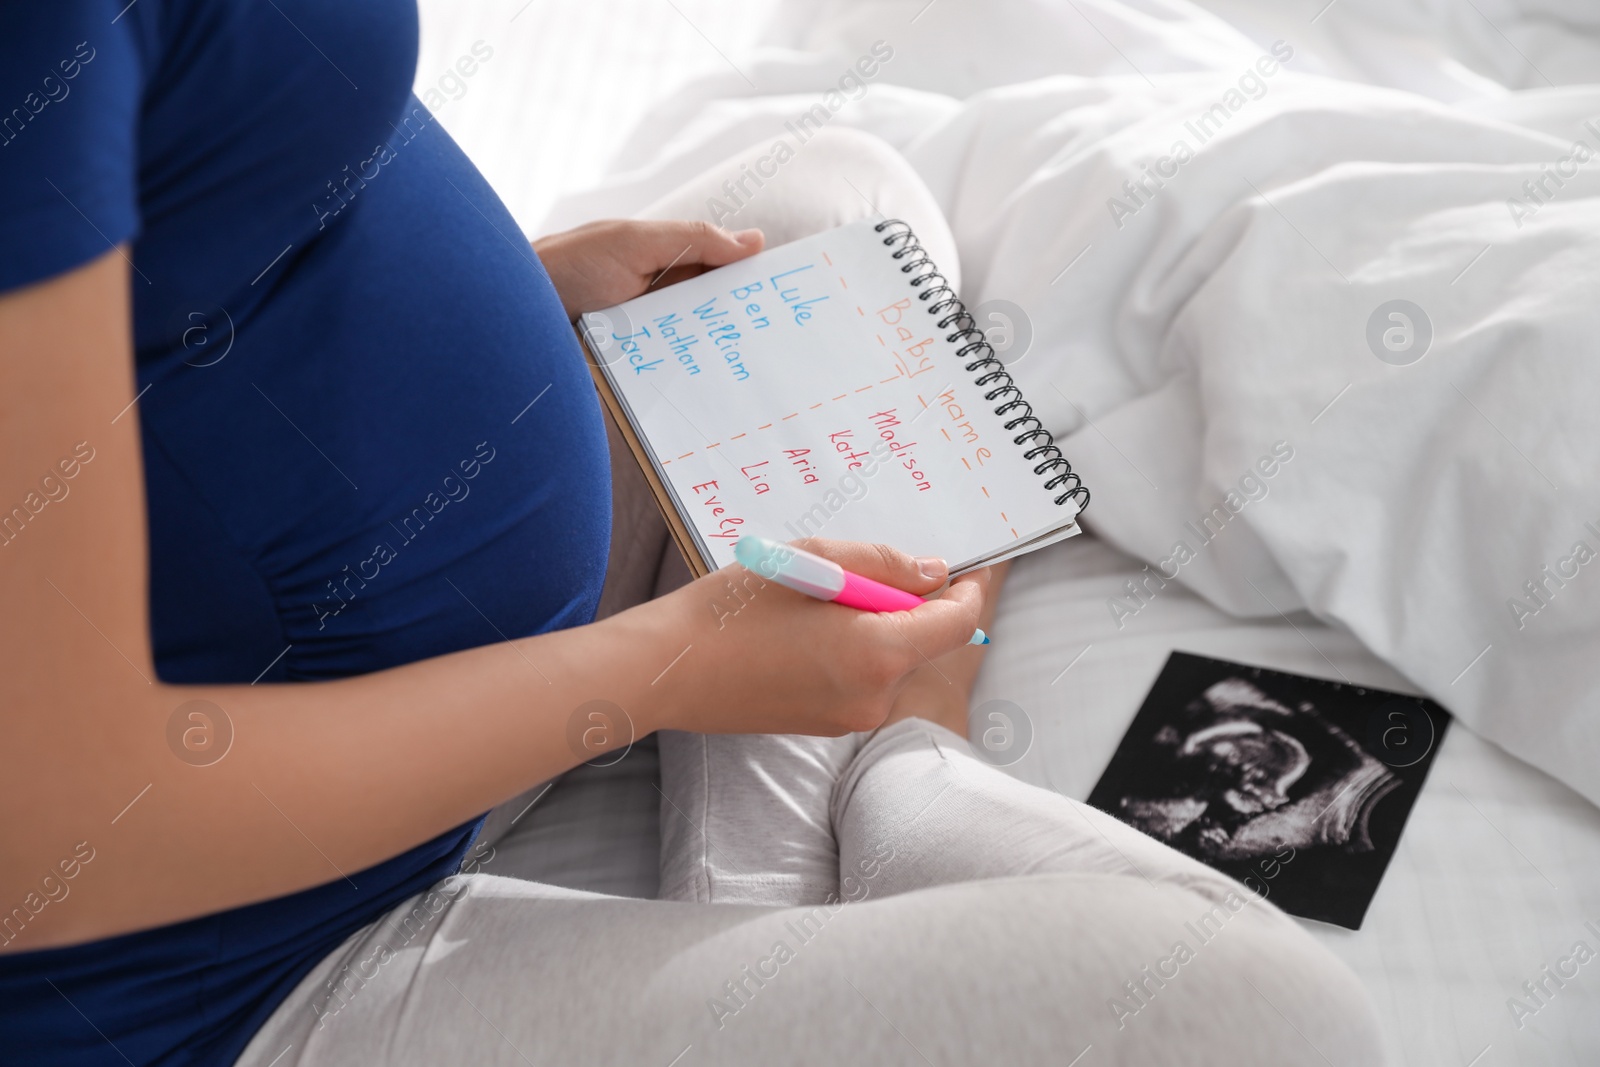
left=1087, top=652, right=1449, bottom=929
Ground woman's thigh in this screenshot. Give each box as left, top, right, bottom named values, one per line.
left=236, top=867, right=1381, bottom=1067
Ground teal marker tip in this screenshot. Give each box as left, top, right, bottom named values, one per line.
left=971, top=629, right=990, bottom=646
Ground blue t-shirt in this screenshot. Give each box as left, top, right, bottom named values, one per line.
left=0, top=1, right=611, bottom=1063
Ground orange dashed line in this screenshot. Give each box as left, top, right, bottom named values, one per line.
left=880, top=375, right=900, bottom=384
left=678, top=452, right=695, bottom=460
left=1010, top=526, right=1019, bottom=538
left=1000, top=511, right=1009, bottom=523
left=823, top=251, right=833, bottom=266
left=941, top=428, right=951, bottom=441
left=758, top=423, right=773, bottom=430
left=730, top=433, right=747, bottom=440
left=833, top=394, right=849, bottom=401
left=706, top=442, right=722, bottom=448
left=876, top=336, right=886, bottom=346
left=856, top=306, right=865, bottom=316
left=662, top=458, right=672, bottom=465
left=839, top=276, right=848, bottom=289
left=782, top=412, right=799, bottom=420
left=810, top=402, right=824, bottom=409
left=981, top=486, right=991, bottom=498
left=854, top=385, right=873, bottom=392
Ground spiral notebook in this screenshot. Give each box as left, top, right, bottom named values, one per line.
left=578, top=219, right=1087, bottom=577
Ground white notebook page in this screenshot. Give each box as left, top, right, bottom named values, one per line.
left=582, top=220, right=1078, bottom=571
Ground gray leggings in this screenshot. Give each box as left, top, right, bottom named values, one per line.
left=236, top=129, right=1384, bottom=1067
left=238, top=717, right=1382, bottom=1066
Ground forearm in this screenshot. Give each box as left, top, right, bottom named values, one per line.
left=6, top=598, right=688, bottom=950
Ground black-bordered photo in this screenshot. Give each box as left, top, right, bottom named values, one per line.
left=1087, top=651, right=1449, bottom=929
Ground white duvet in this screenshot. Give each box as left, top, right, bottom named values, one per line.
left=547, top=0, right=1600, bottom=814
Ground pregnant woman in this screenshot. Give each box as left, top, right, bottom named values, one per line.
left=0, top=2, right=1382, bottom=1064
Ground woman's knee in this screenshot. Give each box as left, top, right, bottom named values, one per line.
left=786, top=127, right=960, bottom=289
left=637, top=126, right=959, bottom=290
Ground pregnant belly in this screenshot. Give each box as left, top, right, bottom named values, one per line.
left=136, top=119, right=611, bottom=683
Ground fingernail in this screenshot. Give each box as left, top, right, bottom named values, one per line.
left=733, top=228, right=763, bottom=244
left=915, top=556, right=947, bottom=581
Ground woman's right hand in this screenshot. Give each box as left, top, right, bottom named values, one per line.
left=627, top=539, right=991, bottom=737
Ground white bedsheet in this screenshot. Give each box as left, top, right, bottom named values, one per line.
left=985, top=535, right=1600, bottom=1066
left=527, top=1, right=1600, bottom=1062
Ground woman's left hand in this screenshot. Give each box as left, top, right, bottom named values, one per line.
left=534, top=219, right=765, bottom=320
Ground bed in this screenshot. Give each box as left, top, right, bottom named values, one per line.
left=417, top=1, right=1600, bottom=1063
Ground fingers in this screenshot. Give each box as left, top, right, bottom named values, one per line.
left=793, top=539, right=988, bottom=662
left=694, top=222, right=765, bottom=266
left=793, top=537, right=949, bottom=596
left=637, top=220, right=764, bottom=274
left=874, top=566, right=991, bottom=663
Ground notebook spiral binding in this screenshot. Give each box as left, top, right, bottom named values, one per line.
left=874, top=220, right=1089, bottom=511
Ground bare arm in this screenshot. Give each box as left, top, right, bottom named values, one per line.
left=0, top=247, right=987, bottom=950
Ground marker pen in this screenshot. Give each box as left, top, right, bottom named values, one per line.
left=733, top=534, right=989, bottom=645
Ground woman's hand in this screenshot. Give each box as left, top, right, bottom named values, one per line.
left=534, top=219, right=764, bottom=320
left=624, top=539, right=992, bottom=737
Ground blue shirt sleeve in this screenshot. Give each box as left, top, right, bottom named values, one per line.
left=0, top=2, right=145, bottom=293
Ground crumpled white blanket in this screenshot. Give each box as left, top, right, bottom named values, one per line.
left=547, top=0, right=1600, bottom=809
